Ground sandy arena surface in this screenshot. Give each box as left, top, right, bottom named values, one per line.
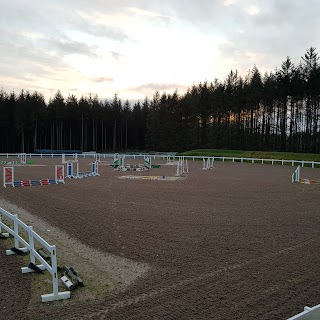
left=1, top=157, right=320, bottom=320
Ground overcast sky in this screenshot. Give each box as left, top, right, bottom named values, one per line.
left=1, top=0, right=319, bottom=102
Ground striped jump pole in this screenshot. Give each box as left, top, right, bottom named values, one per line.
left=300, top=179, right=320, bottom=185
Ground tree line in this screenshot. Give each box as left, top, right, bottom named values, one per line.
left=1, top=47, right=320, bottom=154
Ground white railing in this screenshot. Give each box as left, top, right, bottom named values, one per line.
left=288, top=304, right=320, bottom=319
left=0, top=207, right=70, bottom=302
left=1, top=153, right=320, bottom=168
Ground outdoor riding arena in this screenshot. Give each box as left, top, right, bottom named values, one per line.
left=1, top=153, right=320, bottom=320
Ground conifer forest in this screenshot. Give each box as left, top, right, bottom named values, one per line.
left=1, top=47, right=320, bottom=154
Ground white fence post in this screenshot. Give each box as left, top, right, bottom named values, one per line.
left=13, top=214, right=20, bottom=249
left=28, top=226, right=36, bottom=265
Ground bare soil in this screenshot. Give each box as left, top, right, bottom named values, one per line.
left=1, top=158, right=320, bottom=319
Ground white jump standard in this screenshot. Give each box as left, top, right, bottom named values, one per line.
left=66, top=161, right=99, bottom=179
left=292, top=166, right=301, bottom=183
left=203, top=157, right=214, bottom=170
left=176, top=159, right=189, bottom=177
left=19, top=153, right=27, bottom=164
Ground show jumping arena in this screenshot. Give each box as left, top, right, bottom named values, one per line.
left=1, top=155, right=320, bottom=320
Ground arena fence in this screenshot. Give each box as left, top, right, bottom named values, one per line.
left=0, top=207, right=70, bottom=302
left=1, top=153, right=320, bottom=169
left=288, top=304, right=320, bottom=319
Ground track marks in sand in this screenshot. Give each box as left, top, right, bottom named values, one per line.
left=71, top=235, right=319, bottom=319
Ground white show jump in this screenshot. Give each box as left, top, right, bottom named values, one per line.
left=66, top=161, right=99, bottom=179
left=3, top=165, right=65, bottom=188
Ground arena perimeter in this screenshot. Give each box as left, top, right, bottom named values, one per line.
left=1, top=158, right=320, bottom=320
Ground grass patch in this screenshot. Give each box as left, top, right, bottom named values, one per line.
left=179, top=149, right=320, bottom=162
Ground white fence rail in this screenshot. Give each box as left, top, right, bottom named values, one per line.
left=0, top=207, right=70, bottom=302
left=1, top=153, right=320, bottom=168
left=288, top=304, right=320, bottom=319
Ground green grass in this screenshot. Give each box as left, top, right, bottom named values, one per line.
left=179, top=149, right=320, bottom=162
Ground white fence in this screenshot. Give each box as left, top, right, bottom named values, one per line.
left=288, top=304, right=320, bottom=319
left=0, top=207, right=70, bottom=302
left=1, top=153, right=320, bottom=169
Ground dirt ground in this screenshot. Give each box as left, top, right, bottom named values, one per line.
left=1, top=157, right=320, bottom=320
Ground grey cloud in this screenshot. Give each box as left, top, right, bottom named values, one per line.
left=67, top=13, right=130, bottom=41
left=85, top=23, right=129, bottom=42
left=131, top=82, right=188, bottom=95
left=111, top=52, right=122, bottom=61
left=91, top=77, right=114, bottom=83
left=213, top=0, right=320, bottom=74
left=2, top=0, right=320, bottom=100
left=157, top=0, right=320, bottom=73
left=0, top=34, right=81, bottom=75
left=45, top=36, right=98, bottom=57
